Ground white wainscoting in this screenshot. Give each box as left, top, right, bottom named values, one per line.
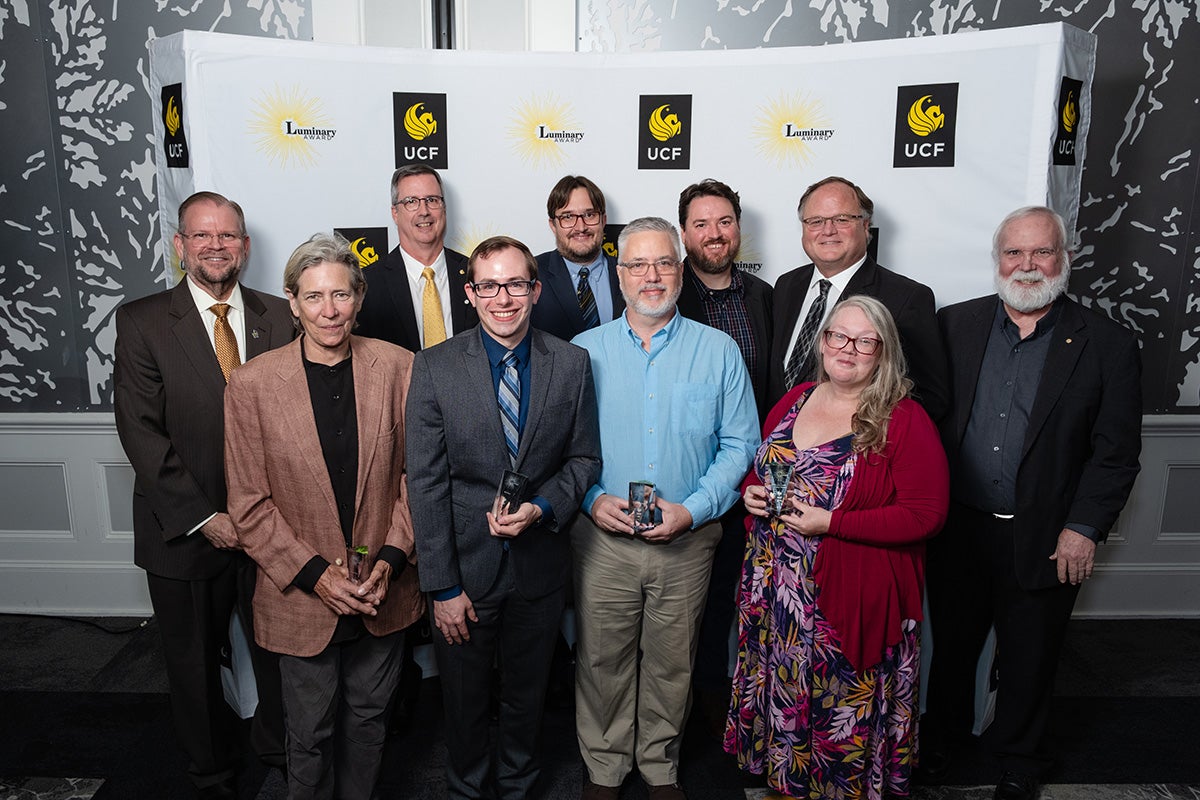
left=1, top=413, right=1197, bottom=616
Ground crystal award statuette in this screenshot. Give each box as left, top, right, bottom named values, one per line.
left=628, top=481, right=657, bottom=533
left=764, top=461, right=796, bottom=517
left=493, top=470, right=530, bottom=518
left=346, top=545, right=371, bottom=584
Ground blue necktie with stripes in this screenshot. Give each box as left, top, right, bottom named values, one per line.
left=499, top=351, right=520, bottom=465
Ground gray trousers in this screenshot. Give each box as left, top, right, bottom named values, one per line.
left=279, top=629, right=405, bottom=800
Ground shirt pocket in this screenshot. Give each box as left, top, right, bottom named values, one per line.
left=671, top=383, right=719, bottom=438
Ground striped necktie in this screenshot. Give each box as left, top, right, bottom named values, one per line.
left=577, top=267, right=600, bottom=330
left=498, top=351, right=520, bottom=464
left=784, top=278, right=831, bottom=388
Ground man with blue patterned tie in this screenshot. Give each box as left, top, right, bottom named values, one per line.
left=532, top=175, right=625, bottom=340
left=407, top=236, right=601, bottom=800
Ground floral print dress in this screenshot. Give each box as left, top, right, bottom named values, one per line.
left=724, top=388, right=921, bottom=800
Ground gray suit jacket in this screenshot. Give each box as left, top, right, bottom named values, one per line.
left=406, top=327, right=601, bottom=600
left=114, top=280, right=294, bottom=580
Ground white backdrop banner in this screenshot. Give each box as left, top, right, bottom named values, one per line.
left=149, top=24, right=1094, bottom=306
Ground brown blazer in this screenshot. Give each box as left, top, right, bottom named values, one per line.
left=224, top=335, right=423, bottom=657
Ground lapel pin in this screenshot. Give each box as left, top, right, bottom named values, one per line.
left=1065, top=338, right=1072, bottom=344
left=251, top=329, right=260, bottom=339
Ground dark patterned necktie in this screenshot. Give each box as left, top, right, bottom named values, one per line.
left=577, top=267, right=600, bottom=330
left=499, top=351, right=520, bottom=464
left=784, top=278, right=831, bottom=389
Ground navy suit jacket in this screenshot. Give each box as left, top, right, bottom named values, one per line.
left=406, top=327, right=601, bottom=600
left=937, top=295, right=1142, bottom=590
left=114, top=280, right=294, bottom=580
left=356, top=245, right=476, bottom=351
left=531, top=250, right=624, bottom=341
left=676, top=262, right=774, bottom=422
left=768, top=256, right=949, bottom=421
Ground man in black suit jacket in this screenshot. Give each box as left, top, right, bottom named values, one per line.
left=532, top=175, right=624, bottom=340
left=356, top=164, right=476, bottom=349
left=114, top=192, right=294, bottom=799
left=768, top=176, right=948, bottom=420
left=923, top=207, right=1142, bottom=800
left=673, top=179, right=773, bottom=730
left=407, top=236, right=601, bottom=800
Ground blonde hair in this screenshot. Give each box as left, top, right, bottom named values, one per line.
left=815, top=295, right=912, bottom=453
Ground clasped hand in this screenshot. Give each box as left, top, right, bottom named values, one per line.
left=743, top=484, right=830, bottom=536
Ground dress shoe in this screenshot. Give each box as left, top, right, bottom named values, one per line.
left=993, top=770, right=1040, bottom=800
left=913, top=740, right=951, bottom=783
left=646, top=781, right=687, bottom=800
left=580, top=779, right=620, bottom=800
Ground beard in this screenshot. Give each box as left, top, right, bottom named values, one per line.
left=558, top=230, right=603, bottom=264
left=685, top=237, right=738, bottom=275
left=996, top=264, right=1070, bottom=313
left=626, top=281, right=683, bottom=319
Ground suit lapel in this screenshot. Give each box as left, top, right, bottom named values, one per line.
left=386, top=250, right=422, bottom=348
left=517, top=332, right=554, bottom=468
left=542, top=253, right=586, bottom=332
left=464, top=333, right=510, bottom=462
left=447, top=251, right=476, bottom=335
left=273, top=340, right=341, bottom=524
left=350, top=337, right=384, bottom=515
left=243, top=286, right=281, bottom=359
left=605, top=254, right=626, bottom=319
left=777, top=264, right=814, bottom=351
left=951, top=297, right=996, bottom=444
left=168, top=281, right=227, bottom=396
left=1022, top=301, right=1087, bottom=460
left=845, top=256, right=878, bottom=295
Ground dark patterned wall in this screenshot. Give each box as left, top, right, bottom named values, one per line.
left=0, top=1, right=311, bottom=411
left=581, top=0, right=1200, bottom=413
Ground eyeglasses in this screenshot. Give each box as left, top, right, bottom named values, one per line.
left=617, top=258, right=680, bottom=276
left=470, top=280, right=535, bottom=298
left=395, top=195, right=445, bottom=212
left=801, top=214, right=864, bottom=230
left=1000, top=247, right=1059, bottom=262
left=180, top=232, right=243, bottom=245
left=823, top=330, right=881, bottom=355
left=554, top=210, right=602, bottom=228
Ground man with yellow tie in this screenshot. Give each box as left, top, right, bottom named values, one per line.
left=114, top=191, right=294, bottom=798
left=356, top=164, right=477, bottom=350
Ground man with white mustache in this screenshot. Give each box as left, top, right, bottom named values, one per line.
left=569, top=217, right=758, bottom=800
left=923, top=206, right=1143, bottom=800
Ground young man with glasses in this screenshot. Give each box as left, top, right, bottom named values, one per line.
left=767, top=175, right=949, bottom=421
left=356, top=163, right=477, bottom=351
left=531, top=175, right=625, bottom=341
left=407, top=235, right=601, bottom=800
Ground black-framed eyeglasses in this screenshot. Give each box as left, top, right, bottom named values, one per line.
left=470, top=280, right=535, bottom=298
left=394, top=195, right=445, bottom=212
left=801, top=214, right=864, bottom=230
left=554, top=210, right=602, bottom=228
left=180, top=232, right=243, bottom=245
left=617, top=258, right=680, bottom=276
left=823, top=329, right=881, bottom=355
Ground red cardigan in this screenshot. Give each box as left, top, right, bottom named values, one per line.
left=746, top=383, right=950, bottom=673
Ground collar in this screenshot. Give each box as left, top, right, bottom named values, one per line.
left=814, top=254, right=868, bottom=294
left=185, top=275, right=244, bottom=316
left=480, top=327, right=532, bottom=368
left=686, top=262, right=744, bottom=297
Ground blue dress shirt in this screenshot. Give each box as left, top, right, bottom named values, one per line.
left=572, top=312, right=758, bottom=527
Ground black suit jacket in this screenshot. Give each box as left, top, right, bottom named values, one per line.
left=768, top=256, right=949, bottom=421
left=406, top=328, right=601, bottom=600
left=677, top=262, right=773, bottom=421
left=937, top=295, right=1142, bottom=590
left=356, top=245, right=476, bottom=350
left=531, top=250, right=624, bottom=341
left=114, top=280, right=294, bottom=580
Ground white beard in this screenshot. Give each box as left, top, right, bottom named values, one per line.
left=995, top=264, right=1070, bottom=313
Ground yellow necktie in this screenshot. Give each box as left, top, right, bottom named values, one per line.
left=421, top=267, right=447, bottom=347
left=211, top=303, right=241, bottom=382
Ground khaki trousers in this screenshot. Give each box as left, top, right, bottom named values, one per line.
left=572, top=515, right=722, bottom=786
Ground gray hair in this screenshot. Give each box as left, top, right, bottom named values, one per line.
left=616, top=216, right=681, bottom=261
left=991, top=206, right=1071, bottom=273
left=390, top=164, right=444, bottom=206
left=282, top=233, right=366, bottom=298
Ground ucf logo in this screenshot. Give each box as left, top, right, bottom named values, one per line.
left=638, top=95, right=691, bottom=170
left=893, top=83, right=957, bottom=168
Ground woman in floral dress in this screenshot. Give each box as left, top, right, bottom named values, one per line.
left=724, top=296, right=949, bottom=799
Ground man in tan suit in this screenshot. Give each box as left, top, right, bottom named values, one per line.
left=225, top=233, right=422, bottom=800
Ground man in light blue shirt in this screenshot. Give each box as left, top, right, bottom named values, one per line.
left=570, top=217, right=758, bottom=800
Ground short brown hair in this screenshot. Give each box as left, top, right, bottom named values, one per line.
left=467, top=236, right=539, bottom=283
left=546, top=175, right=606, bottom=219
left=796, top=176, right=874, bottom=222
left=177, top=191, right=246, bottom=236
left=678, top=179, right=741, bottom=227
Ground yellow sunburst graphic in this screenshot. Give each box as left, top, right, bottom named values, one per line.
left=751, top=93, right=831, bottom=169
left=452, top=225, right=503, bottom=264
left=165, top=96, right=181, bottom=136
left=907, top=95, right=944, bottom=137
left=732, top=235, right=764, bottom=274
left=350, top=238, right=380, bottom=268
left=506, top=94, right=581, bottom=170
left=648, top=104, right=682, bottom=142
left=247, top=85, right=332, bottom=169
left=1061, top=91, right=1077, bottom=133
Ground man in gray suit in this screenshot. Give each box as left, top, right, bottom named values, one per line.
left=407, top=235, right=602, bottom=800
left=114, top=191, right=293, bottom=798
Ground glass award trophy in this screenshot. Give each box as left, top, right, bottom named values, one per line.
left=764, top=462, right=796, bottom=517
